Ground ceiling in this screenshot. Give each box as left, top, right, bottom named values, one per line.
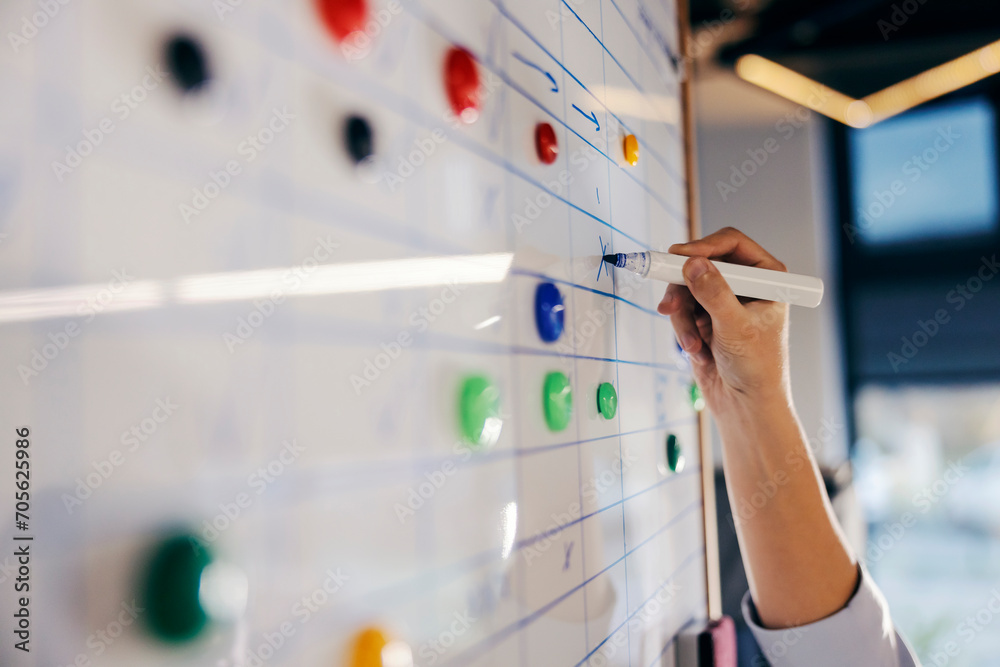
left=690, top=0, right=1000, bottom=98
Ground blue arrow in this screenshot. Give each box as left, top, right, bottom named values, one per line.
left=511, top=52, right=558, bottom=92
left=572, top=104, right=600, bottom=132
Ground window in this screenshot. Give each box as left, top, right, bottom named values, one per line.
left=853, top=384, right=1000, bottom=664
left=848, top=98, right=999, bottom=247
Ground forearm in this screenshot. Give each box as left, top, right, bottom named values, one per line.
left=716, top=397, right=858, bottom=629
left=660, top=230, right=862, bottom=629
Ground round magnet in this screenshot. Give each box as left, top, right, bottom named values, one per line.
left=459, top=375, right=502, bottom=448
left=666, top=434, right=685, bottom=473
left=534, top=282, right=565, bottom=343
left=444, top=46, right=481, bottom=124
left=690, top=382, right=705, bottom=412
left=316, top=0, right=369, bottom=43
left=165, top=34, right=211, bottom=93
left=597, top=382, right=617, bottom=420
left=535, top=122, right=559, bottom=164
left=623, top=134, right=639, bottom=166
left=543, top=371, right=573, bottom=432
left=141, top=533, right=214, bottom=642
left=349, top=627, right=389, bottom=667
left=345, top=114, right=374, bottom=165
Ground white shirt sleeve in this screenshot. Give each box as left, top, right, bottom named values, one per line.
left=741, top=566, right=920, bottom=667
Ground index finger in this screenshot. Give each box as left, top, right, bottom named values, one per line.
left=669, top=227, right=787, bottom=272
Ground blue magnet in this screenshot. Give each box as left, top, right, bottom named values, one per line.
left=534, top=282, right=564, bottom=343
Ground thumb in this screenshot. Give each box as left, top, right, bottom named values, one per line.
left=683, top=257, right=744, bottom=332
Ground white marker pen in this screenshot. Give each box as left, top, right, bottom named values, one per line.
left=603, top=251, right=824, bottom=308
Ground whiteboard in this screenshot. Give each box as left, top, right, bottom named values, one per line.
left=0, top=0, right=709, bottom=665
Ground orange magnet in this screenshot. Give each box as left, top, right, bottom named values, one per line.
left=623, top=134, right=639, bottom=166
left=350, top=627, right=394, bottom=667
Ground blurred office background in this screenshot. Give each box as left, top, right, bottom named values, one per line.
left=687, top=1, right=1000, bottom=665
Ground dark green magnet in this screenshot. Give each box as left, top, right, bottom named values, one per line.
left=142, top=533, right=214, bottom=642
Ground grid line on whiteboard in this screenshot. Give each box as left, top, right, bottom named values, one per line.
left=444, top=521, right=704, bottom=666
left=404, top=0, right=685, bottom=224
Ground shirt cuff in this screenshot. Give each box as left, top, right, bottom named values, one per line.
left=741, top=565, right=903, bottom=667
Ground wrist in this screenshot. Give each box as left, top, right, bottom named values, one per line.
left=714, top=392, right=802, bottom=459
left=717, top=388, right=795, bottom=430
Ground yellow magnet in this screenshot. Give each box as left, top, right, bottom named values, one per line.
left=350, top=627, right=392, bottom=667
left=623, top=134, right=639, bottom=166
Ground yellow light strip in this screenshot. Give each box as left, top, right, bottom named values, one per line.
left=736, top=38, right=1000, bottom=128
left=735, top=54, right=871, bottom=127
left=866, top=40, right=1000, bottom=123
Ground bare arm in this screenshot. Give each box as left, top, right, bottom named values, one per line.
left=657, top=227, right=858, bottom=629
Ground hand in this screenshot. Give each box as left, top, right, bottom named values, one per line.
left=659, top=229, right=861, bottom=629
left=656, top=227, right=792, bottom=414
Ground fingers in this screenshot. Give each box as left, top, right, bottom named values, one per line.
left=657, top=283, right=688, bottom=316
left=695, top=313, right=712, bottom=340
left=669, top=227, right=787, bottom=272
left=682, top=257, right=744, bottom=335
left=659, top=284, right=706, bottom=358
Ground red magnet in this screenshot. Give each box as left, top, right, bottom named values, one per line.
left=316, top=0, right=369, bottom=43
left=445, top=47, right=481, bottom=124
left=535, top=122, right=558, bottom=164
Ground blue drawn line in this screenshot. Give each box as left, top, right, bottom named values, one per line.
left=481, top=185, right=500, bottom=224
left=485, top=13, right=502, bottom=68
left=512, top=268, right=664, bottom=318
left=597, top=235, right=609, bottom=281
left=559, top=0, right=682, bottom=174
left=560, top=0, right=647, bottom=96
left=647, top=617, right=695, bottom=667
left=503, top=68, right=678, bottom=220
left=630, top=0, right=682, bottom=70
left=493, top=0, right=682, bottom=177
left=413, top=0, right=685, bottom=214
left=572, top=104, right=600, bottom=131
left=511, top=51, right=559, bottom=92
left=571, top=549, right=702, bottom=667
left=596, top=187, right=600, bottom=204
left=446, top=511, right=704, bottom=667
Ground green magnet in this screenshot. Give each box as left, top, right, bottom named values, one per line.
left=666, top=434, right=685, bottom=473
left=543, top=371, right=573, bottom=432
left=142, top=533, right=213, bottom=642
left=690, top=382, right=705, bottom=412
left=459, top=375, right=502, bottom=448
left=596, top=382, right=617, bottom=420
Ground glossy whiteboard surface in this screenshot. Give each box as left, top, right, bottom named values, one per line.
left=0, top=0, right=706, bottom=665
